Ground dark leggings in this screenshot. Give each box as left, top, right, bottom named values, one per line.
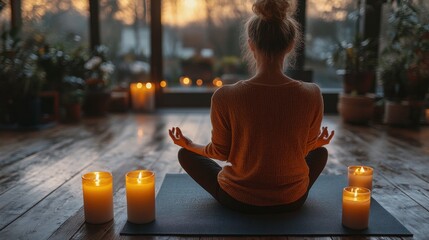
left=178, top=147, right=328, bottom=214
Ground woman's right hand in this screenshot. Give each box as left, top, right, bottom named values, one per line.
left=169, top=127, right=193, bottom=149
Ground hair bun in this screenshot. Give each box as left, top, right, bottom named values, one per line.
left=252, top=0, right=296, bottom=22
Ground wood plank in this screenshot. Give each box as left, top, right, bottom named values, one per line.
left=0, top=115, right=144, bottom=238
left=47, top=113, right=189, bottom=240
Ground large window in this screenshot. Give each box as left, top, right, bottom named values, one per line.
left=100, top=0, right=151, bottom=87
left=21, top=0, right=89, bottom=49
left=0, top=1, right=10, bottom=28
left=161, top=0, right=253, bottom=91
left=306, top=0, right=357, bottom=89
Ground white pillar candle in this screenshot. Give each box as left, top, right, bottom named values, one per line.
left=342, top=187, right=371, bottom=230
left=126, top=170, right=155, bottom=224
left=348, top=166, right=373, bottom=190
left=82, top=171, right=114, bottom=224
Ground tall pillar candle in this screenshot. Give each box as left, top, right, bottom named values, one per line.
left=348, top=166, right=373, bottom=190
left=126, top=170, right=155, bottom=224
left=130, top=82, right=155, bottom=112
left=342, top=187, right=371, bottom=230
left=82, top=171, right=114, bottom=224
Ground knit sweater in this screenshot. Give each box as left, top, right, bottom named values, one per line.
left=203, top=80, right=324, bottom=206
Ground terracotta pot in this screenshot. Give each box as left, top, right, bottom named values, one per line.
left=338, top=94, right=375, bottom=124
left=384, top=100, right=424, bottom=127
left=341, top=71, right=375, bottom=95
left=65, top=103, right=81, bottom=122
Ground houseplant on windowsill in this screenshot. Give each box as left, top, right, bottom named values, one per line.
left=380, top=0, right=429, bottom=127
left=328, top=0, right=377, bottom=124
left=0, top=29, right=46, bottom=127
left=83, top=45, right=115, bottom=117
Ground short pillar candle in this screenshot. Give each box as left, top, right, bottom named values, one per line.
left=342, top=187, right=371, bottom=230
left=126, top=170, right=155, bottom=224
left=130, top=82, right=155, bottom=112
left=82, top=171, right=114, bottom=224
left=348, top=166, right=373, bottom=190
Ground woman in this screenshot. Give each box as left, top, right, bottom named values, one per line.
left=169, top=0, right=334, bottom=214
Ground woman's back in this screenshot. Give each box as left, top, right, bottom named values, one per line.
left=209, top=80, right=323, bottom=206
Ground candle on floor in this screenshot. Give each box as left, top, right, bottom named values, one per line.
left=82, top=171, right=114, bottom=224
left=180, top=76, right=192, bottom=87
left=342, top=187, right=371, bottom=230
left=126, top=170, right=155, bottom=224
left=130, top=82, right=155, bottom=112
left=348, top=166, right=373, bottom=190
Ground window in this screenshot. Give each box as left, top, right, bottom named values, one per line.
left=306, top=0, right=357, bottom=89
left=21, top=0, right=89, bottom=49
left=99, top=0, right=151, bottom=87
left=0, top=0, right=10, bottom=28
left=161, top=0, right=253, bottom=91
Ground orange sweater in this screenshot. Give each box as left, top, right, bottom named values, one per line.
left=204, top=80, right=323, bottom=206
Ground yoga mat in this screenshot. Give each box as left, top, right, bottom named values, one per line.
left=121, top=174, right=412, bottom=236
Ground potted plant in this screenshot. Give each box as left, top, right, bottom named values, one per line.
left=329, top=0, right=377, bottom=124
left=0, top=29, right=45, bottom=127
left=61, top=76, right=85, bottom=122
left=380, top=0, right=429, bottom=126
left=82, top=45, right=115, bottom=116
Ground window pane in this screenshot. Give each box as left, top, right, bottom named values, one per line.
left=306, top=0, right=357, bottom=89
left=100, top=0, right=151, bottom=86
left=22, top=0, right=89, bottom=49
left=162, top=0, right=252, bottom=91
left=0, top=0, right=10, bottom=27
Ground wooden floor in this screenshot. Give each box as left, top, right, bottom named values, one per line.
left=0, top=109, right=428, bottom=240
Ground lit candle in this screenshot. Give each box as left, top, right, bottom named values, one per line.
left=342, top=187, right=371, bottom=230
left=348, top=166, right=373, bottom=190
left=180, top=76, right=192, bottom=87
left=130, top=82, right=155, bottom=112
left=82, top=171, right=114, bottom=224
left=212, top=77, right=223, bottom=87
left=196, top=79, right=204, bottom=87
left=126, top=170, right=155, bottom=224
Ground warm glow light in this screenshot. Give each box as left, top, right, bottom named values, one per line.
left=145, top=82, right=152, bottom=89
left=137, top=128, right=143, bottom=138
left=307, top=0, right=354, bottom=21
left=353, top=188, right=358, bottom=200
left=183, top=77, right=191, bottom=85
left=196, top=79, right=203, bottom=86
left=137, top=82, right=143, bottom=89
left=213, top=77, right=223, bottom=87
left=354, top=166, right=366, bottom=175
left=160, top=80, right=167, bottom=88
left=137, top=171, right=143, bottom=184
left=95, top=172, right=100, bottom=186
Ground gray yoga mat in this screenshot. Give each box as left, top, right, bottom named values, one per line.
left=121, top=174, right=412, bottom=236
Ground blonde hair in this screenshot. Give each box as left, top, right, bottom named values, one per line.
left=242, top=0, right=301, bottom=70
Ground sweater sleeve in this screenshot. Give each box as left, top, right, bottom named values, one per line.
left=306, top=85, right=324, bottom=153
left=204, top=89, right=231, bottom=161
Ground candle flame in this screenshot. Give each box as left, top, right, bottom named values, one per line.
left=183, top=77, right=191, bottom=85
left=160, top=80, right=167, bottom=88
left=213, top=77, right=223, bottom=87
left=196, top=79, right=203, bottom=86
left=95, top=172, right=100, bottom=186
left=353, top=188, right=358, bottom=201
left=137, top=82, right=143, bottom=89
left=137, top=171, right=143, bottom=184
left=146, top=82, right=152, bottom=89
left=354, top=166, right=365, bottom=175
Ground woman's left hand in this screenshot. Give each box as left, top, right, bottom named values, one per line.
left=315, top=126, right=335, bottom=148
left=169, top=127, right=193, bottom=148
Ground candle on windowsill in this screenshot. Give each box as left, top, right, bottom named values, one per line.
left=126, top=170, right=155, bottom=224
left=130, top=82, right=155, bottom=112
left=348, top=166, right=373, bottom=190
left=180, top=77, right=192, bottom=87
left=342, top=187, right=371, bottom=230
left=82, top=171, right=114, bottom=224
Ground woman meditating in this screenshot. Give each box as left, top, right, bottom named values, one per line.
left=169, top=0, right=334, bottom=214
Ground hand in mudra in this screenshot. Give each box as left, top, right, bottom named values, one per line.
left=315, top=126, right=335, bottom=148
left=169, top=127, right=192, bottom=148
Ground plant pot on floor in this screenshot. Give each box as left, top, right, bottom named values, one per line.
left=338, top=94, right=375, bottom=124
left=83, top=91, right=111, bottom=117
left=384, top=100, right=424, bottom=127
